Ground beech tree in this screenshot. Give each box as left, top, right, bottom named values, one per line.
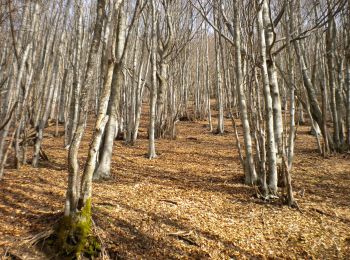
left=0, top=0, right=349, bottom=256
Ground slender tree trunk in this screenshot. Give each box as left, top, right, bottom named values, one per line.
left=257, top=0, right=278, bottom=194
left=262, top=0, right=283, bottom=155
left=148, top=0, right=157, bottom=159
left=234, top=0, right=257, bottom=184
left=205, top=30, right=212, bottom=132
left=132, top=53, right=150, bottom=144
left=214, top=19, right=224, bottom=134
left=286, top=0, right=295, bottom=169
left=346, top=59, right=350, bottom=147
left=326, top=9, right=340, bottom=149
left=294, top=41, right=334, bottom=149
left=67, top=1, right=83, bottom=147
left=155, top=62, right=167, bottom=137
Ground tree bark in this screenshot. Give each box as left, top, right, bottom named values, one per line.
left=148, top=0, right=158, bottom=159
left=94, top=3, right=127, bottom=179
left=234, top=0, right=257, bottom=184
left=257, top=0, right=278, bottom=194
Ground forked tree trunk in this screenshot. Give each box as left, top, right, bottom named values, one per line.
left=94, top=3, right=126, bottom=179
left=60, top=0, right=106, bottom=256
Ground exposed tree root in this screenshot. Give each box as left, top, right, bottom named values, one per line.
left=20, top=228, right=55, bottom=247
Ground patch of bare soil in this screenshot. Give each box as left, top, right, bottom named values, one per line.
left=0, top=115, right=349, bottom=259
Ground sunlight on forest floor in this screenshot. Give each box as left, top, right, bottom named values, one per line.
left=0, top=116, right=350, bottom=259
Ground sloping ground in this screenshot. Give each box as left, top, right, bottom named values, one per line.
left=0, top=117, right=350, bottom=259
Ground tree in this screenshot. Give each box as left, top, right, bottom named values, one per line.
left=59, top=0, right=106, bottom=255
left=148, top=0, right=158, bottom=159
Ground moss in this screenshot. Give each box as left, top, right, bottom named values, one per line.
left=54, top=198, right=100, bottom=258
left=75, top=198, right=92, bottom=255
left=85, top=236, right=101, bottom=256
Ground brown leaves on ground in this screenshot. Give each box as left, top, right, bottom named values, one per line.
left=0, top=116, right=350, bottom=259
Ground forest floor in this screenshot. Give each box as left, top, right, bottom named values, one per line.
left=0, top=113, right=350, bottom=259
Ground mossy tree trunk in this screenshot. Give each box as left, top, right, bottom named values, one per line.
left=57, top=199, right=94, bottom=256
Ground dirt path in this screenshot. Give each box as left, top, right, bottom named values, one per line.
left=0, top=118, right=350, bottom=259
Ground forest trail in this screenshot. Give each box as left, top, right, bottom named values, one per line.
left=0, top=116, right=350, bottom=259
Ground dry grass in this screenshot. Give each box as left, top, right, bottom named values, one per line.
left=0, top=113, right=350, bottom=259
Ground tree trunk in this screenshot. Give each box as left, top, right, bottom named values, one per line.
left=214, top=18, right=224, bottom=134
left=262, top=0, right=283, bottom=155
left=257, top=0, right=278, bottom=194
left=346, top=58, right=350, bottom=147
left=326, top=10, right=340, bottom=149
left=148, top=0, right=158, bottom=159
left=94, top=4, right=126, bottom=179
left=205, top=29, right=212, bottom=132
left=64, top=0, right=105, bottom=217
left=234, top=0, right=257, bottom=184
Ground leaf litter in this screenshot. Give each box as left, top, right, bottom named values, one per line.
left=0, top=115, right=349, bottom=259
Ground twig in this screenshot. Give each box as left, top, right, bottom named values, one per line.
left=159, top=199, right=178, bottom=205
